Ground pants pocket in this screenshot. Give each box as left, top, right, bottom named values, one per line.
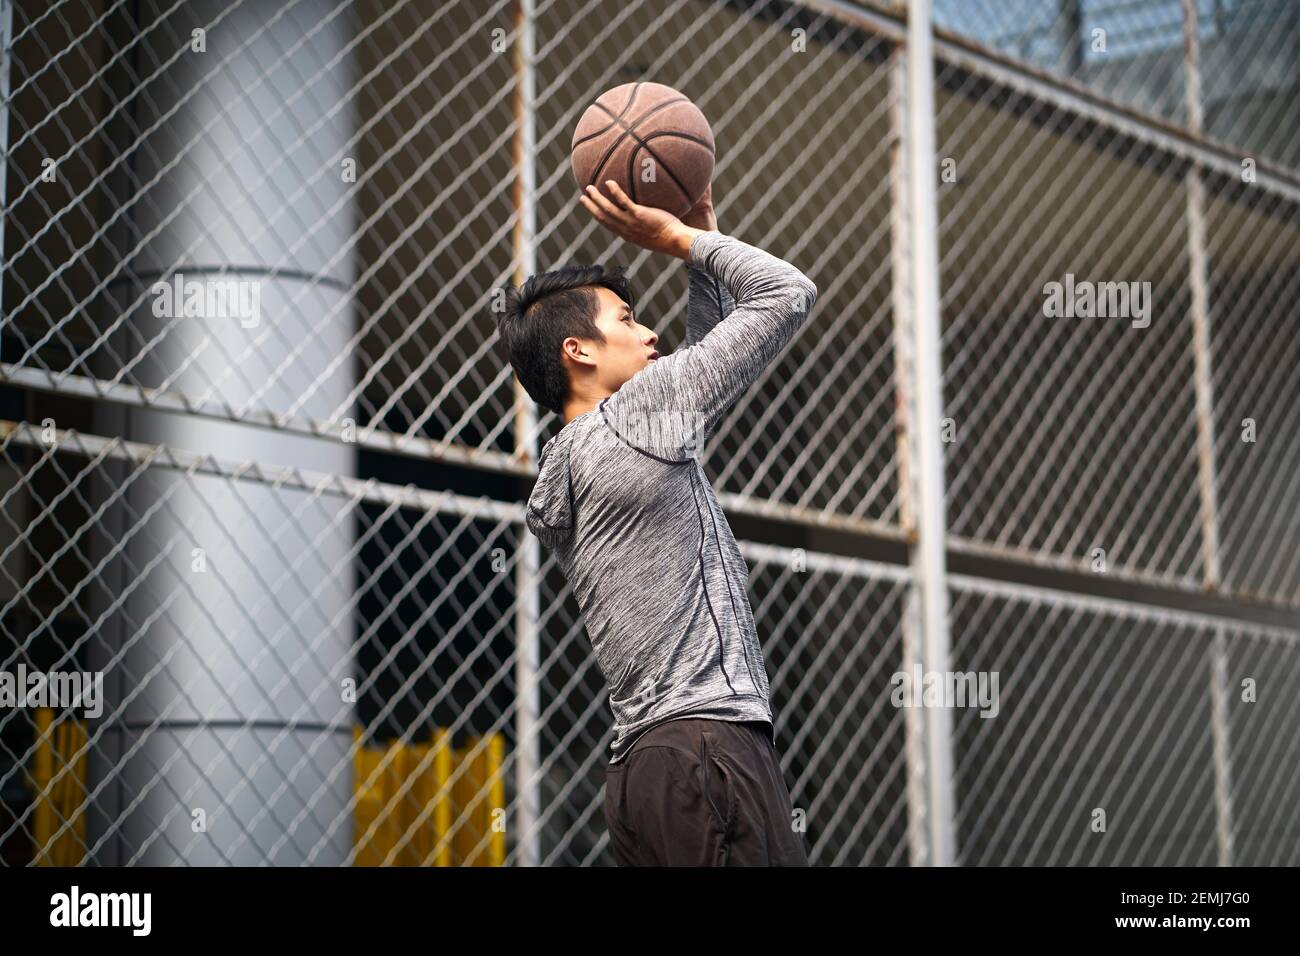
left=604, top=765, right=638, bottom=866
left=698, top=733, right=737, bottom=840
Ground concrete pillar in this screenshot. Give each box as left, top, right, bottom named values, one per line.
left=88, top=0, right=358, bottom=865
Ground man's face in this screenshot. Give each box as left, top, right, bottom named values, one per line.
left=569, top=286, right=659, bottom=391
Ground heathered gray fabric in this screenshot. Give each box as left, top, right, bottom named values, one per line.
left=525, top=231, right=817, bottom=764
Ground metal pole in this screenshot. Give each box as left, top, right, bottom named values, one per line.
left=888, top=44, right=931, bottom=867
left=0, top=0, right=11, bottom=322
left=1184, top=0, right=1234, bottom=869
left=1187, top=175, right=1222, bottom=586
left=1208, top=628, right=1235, bottom=866
left=511, top=0, right=541, bottom=868
left=906, top=0, right=956, bottom=866
left=1182, top=0, right=1223, bottom=590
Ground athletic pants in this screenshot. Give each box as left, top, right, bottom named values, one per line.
left=604, top=717, right=810, bottom=866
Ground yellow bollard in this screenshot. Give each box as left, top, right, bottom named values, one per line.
left=430, top=727, right=453, bottom=867
left=32, top=709, right=55, bottom=865
left=486, top=732, right=506, bottom=867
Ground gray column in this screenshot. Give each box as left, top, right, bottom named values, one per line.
left=903, top=0, right=957, bottom=867
left=89, top=0, right=358, bottom=865
left=511, top=0, right=542, bottom=868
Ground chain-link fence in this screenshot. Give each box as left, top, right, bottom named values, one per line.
left=1, top=0, right=1296, bottom=865
left=948, top=576, right=1298, bottom=866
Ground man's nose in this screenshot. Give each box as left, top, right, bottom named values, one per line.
left=643, top=328, right=658, bottom=346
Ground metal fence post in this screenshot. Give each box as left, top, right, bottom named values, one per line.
left=889, top=42, right=931, bottom=868
left=1182, top=0, right=1234, bottom=868
left=0, top=0, right=10, bottom=322
left=1209, top=628, right=1236, bottom=866
left=511, top=0, right=541, bottom=869
left=1181, top=0, right=1223, bottom=591
left=904, top=0, right=956, bottom=867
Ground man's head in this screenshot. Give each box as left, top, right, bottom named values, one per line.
left=496, top=265, right=659, bottom=416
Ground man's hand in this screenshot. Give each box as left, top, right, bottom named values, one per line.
left=680, top=181, right=717, bottom=232
left=579, top=180, right=702, bottom=261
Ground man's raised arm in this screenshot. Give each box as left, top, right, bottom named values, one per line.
left=686, top=258, right=737, bottom=345
left=579, top=179, right=817, bottom=461
left=681, top=182, right=736, bottom=347
left=603, top=229, right=817, bottom=460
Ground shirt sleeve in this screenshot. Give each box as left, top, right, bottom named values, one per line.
left=686, top=257, right=736, bottom=345
left=599, top=230, right=818, bottom=462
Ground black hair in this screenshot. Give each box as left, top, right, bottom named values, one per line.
left=494, top=264, right=636, bottom=415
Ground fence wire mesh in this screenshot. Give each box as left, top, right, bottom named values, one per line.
left=948, top=577, right=1299, bottom=866
left=0, top=422, right=522, bottom=865
left=0, top=0, right=1296, bottom=866
left=935, top=62, right=1206, bottom=584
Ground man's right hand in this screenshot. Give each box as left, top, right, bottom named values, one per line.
left=680, top=181, right=717, bottom=232
left=579, top=180, right=703, bottom=261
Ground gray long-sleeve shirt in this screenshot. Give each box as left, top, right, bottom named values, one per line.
left=525, top=230, right=818, bottom=764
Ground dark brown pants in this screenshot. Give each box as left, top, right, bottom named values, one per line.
left=604, top=717, right=810, bottom=866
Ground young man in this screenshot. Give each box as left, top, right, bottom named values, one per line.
left=496, top=179, right=817, bottom=865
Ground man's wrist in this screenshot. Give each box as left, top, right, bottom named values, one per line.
left=680, top=206, right=718, bottom=232
left=669, top=224, right=705, bottom=261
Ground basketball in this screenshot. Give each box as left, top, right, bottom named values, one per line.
left=570, top=81, right=715, bottom=218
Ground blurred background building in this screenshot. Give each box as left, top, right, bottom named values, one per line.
left=0, top=0, right=1296, bottom=866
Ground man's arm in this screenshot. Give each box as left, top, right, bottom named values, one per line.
left=681, top=182, right=736, bottom=347
left=686, top=261, right=736, bottom=345
left=602, top=230, right=817, bottom=460
left=678, top=245, right=753, bottom=446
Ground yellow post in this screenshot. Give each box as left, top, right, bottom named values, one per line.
left=408, top=740, right=432, bottom=866
left=68, top=718, right=87, bottom=865
left=31, top=709, right=54, bottom=865
left=452, top=735, right=481, bottom=865
left=487, top=732, right=506, bottom=866
left=430, top=727, right=453, bottom=867
left=394, top=741, right=422, bottom=867
left=51, top=719, right=88, bottom=866
left=353, top=726, right=387, bottom=866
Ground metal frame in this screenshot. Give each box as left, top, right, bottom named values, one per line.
left=1, top=0, right=1292, bottom=615
left=901, top=0, right=956, bottom=869
left=2, top=0, right=1297, bottom=867
left=0, top=0, right=10, bottom=322
left=10, top=415, right=1290, bottom=864
left=511, top=0, right=541, bottom=870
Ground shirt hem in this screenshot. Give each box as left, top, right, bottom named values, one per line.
left=607, top=693, right=772, bottom=765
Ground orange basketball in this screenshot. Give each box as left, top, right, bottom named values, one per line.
left=571, top=81, right=715, bottom=218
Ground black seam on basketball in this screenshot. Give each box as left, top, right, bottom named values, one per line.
left=571, top=81, right=645, bottom=148
left=636, top=129, right=715, bottom=193
left=626, top=136, right=694, bottom=208
left=584, top=96, right=693, bottom=188
left=599, top=94, right=690, bottom=136
left=587, top=96, right=687, bottom=187
left=639, top=129, right=715, bottom=154
left=627, top=143, right=640, bottom=204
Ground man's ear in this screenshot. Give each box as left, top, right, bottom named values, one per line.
left=562, top=336, right=595, bottom=367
